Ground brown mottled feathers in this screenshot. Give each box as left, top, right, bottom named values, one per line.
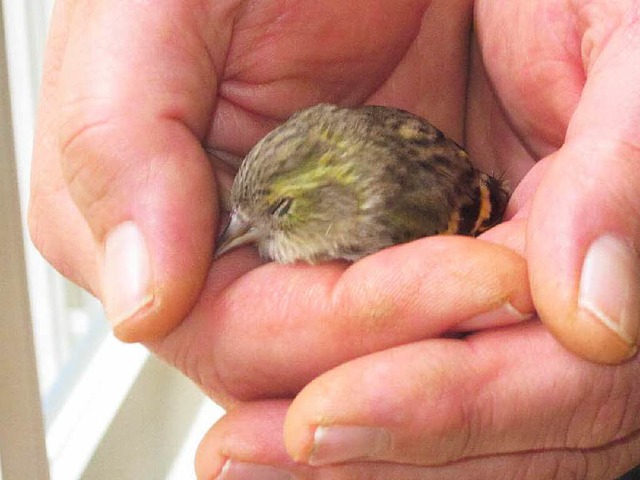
left=224, top=104, right=510, bottom=263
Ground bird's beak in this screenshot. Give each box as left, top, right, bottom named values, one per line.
left=214, top=212, right=261, bottom=258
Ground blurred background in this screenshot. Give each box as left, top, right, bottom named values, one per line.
left=0, top=1, right=223, bottom=478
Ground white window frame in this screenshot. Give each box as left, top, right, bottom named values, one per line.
left=0, top=22, right=50, bottom=478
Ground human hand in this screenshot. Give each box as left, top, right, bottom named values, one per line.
left=196, top=322, right=640, bottom=480
left=196, top=222, right=640, bottom=479
left=192, top=0, right=640, bottom=477
left=469, top=0, right=640, bottom=364
left=32, top=0, right=533, bottom=401
left=31, top=0, right=486, bottom=343
left=33, top=0, right=638, bottom=362
left=31, top=0, right=640, bottom=478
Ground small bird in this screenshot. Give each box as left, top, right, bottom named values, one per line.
left=215, top=104, right=509, bottom=263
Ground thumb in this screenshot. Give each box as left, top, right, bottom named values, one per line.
left=56, top=1, right=219, bottom=342
left=528, top=20, right=640, bottom=363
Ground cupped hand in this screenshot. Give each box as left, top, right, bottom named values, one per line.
left=196, top=323, right=640, bottom=480
left=471, top=0, right=640, bottom=363
left=31, top=0, right=477, bottom=343
left=32, top=0, right=530, bottom=395
left=31, top=0, right=640, bottom=478
left=194, top=0, right=640, bottom=477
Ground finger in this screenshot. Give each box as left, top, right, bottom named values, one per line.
left=282, top=321, right=640, bottom=467
left=196, top=399, right=640, bottom=480
left=527, top=14, right=640, bottom=363
left=155, top=235, right=533, bottom=401
left=196, top=401, right=302, bottom=480
left=29, top=0, right=101, bottom=293
left=45, top=0, right=235, bottom=341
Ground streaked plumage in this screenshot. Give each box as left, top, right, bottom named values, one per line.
left=216, top=104, right=509, bottom=263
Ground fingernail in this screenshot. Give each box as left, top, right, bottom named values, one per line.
left=216, top=459, right=296, bottom=480
left=456, top=302, right=534, bottom=331
left=579, top=235, right=640, bottom=346
left=102, top=221, right=153, bottom=328
left=309, top=425, right=390, bottom=466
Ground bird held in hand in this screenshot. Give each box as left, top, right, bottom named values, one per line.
left=215, top=104, right=509, bottom=264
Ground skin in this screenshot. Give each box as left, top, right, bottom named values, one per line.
left=30, top=0, right=640, bottom=478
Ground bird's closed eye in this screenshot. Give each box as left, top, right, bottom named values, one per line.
left=269, top=197, right=293, bottom=216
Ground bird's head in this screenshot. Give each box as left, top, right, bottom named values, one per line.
left=215, top=105, right=368, bottom=263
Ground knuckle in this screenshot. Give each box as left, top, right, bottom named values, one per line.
left=59, top=109, right=111, bottom=187
left=580, top=369, right=640, bottom=446
left=57, top=101, right=130, bottom=237
left=610, top=369, right=640, bottom=439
